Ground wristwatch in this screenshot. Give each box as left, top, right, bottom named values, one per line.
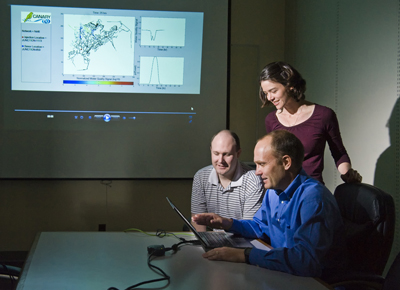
left=244, top=247, right=252, bottom=264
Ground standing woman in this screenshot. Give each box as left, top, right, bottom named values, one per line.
left=259, top=61, right=361, bottom=184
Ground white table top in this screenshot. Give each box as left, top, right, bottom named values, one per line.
left=17, top=232, right=330, bottom=290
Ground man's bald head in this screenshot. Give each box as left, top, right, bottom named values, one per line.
left=210, top=130, right=242, bottom=181
left=210, top=130, right=241, bottom=152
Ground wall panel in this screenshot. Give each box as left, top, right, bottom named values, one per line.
left=285, top=0, right=400, bottom=272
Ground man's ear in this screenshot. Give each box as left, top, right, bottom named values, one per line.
left=282, top=155, right=292, bottom=170
left=236, top=149, right=242, bottom=158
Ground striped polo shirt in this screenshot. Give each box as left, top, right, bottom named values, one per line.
left=191, top=162, right=264, bottom=219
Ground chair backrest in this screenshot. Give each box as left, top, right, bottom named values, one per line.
left=334, top=183, right=395, bottom=275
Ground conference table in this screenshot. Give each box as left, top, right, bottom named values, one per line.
left=16, top=232, right=331, bottom=290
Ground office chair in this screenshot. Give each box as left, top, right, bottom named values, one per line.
left=0, top=251, right=26, bottom=290
left=0, top=264, right=21, bottom=290
left=330, top=251, right=400, bottom=290
left=381, top=251, right=400, bottom=290
left=325, top=183, right=395, bottom=288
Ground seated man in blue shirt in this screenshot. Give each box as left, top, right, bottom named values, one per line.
left=192, top=130, right=347, bottom=277
left=191, top=130, right=264, bottom=232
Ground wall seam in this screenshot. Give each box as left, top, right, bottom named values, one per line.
left=334, top=0, right=340, bottom=186
left=396, top=0, right=400, bottom=253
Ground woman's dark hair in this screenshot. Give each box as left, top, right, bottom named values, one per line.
left=259, top=61, right=307, bottom=108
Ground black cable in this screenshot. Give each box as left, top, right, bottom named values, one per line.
left=123, top=228, right=191, bottom=242
left=146, top=252, right=171, bottom=280
left=167, top=240, right=199, bottom=253
left=107, top=252, right=169, bottom=290
left=155, top=229, right=186, bottom=242
left=107, top=240, right=199, bottom=290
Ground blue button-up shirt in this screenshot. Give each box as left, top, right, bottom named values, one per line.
left=229, top=169, right=346, bottom=277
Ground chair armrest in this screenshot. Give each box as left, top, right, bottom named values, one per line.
left=0, top=264, right=21, bottom=277
left=327, top=272, right=384, bottom=290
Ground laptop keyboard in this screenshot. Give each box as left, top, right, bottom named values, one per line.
left=198, top=232, right=238, bottom=247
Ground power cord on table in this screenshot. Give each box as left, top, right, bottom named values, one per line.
left=107, top=230, right=201, bottom=290
left=124, top=228, right=194, bottom=241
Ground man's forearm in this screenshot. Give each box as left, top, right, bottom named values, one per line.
left=228, top=219, right=260, bottom=239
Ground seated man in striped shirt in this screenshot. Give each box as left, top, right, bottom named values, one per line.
left=191, top=130, right=264, bottom=232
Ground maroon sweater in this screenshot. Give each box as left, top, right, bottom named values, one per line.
left=265, top=104, right=350, bottom=183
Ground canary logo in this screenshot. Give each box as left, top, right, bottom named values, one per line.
left=23, top=12, right=33, bottom=22
left=21, top=12, right=51, bottom=24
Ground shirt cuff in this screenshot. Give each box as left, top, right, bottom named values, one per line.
left=229, top=219, right=240, bottom=232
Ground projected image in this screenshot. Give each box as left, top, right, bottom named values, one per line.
left=64, top=15, right=134, bottom=75
left=141, top=17, right=185, bottom=47
left=11, top=5, right=204, bottom=94
left=139, top=56, right=184, bottom=85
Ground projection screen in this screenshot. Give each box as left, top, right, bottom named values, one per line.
left=0, top=0, right=229, bottom=178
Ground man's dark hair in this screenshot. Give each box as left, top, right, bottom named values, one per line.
left=267, top=130, right=304, bottom=171
left=210, top=130, right=241, bottom=151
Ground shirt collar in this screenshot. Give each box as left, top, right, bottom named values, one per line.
left=271, top=168, right=309, bottom=200
left=208, top=162, right=245, bottom=187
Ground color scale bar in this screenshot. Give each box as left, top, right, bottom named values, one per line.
left=63, top=80, right=134, bottom=85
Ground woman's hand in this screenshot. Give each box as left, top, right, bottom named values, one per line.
left=341, top=168, right=362, bottom=183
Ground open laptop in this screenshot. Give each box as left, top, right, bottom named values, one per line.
left=166, top=197, right=253, bottom=251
